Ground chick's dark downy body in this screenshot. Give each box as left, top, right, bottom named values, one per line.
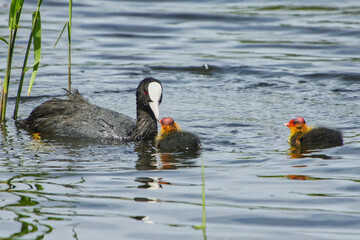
left=155, top=117, right=201, bottom=152
left=289, top=127, right=343, bottom=149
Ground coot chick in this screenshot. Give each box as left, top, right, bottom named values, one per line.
left=17, top=78, right=163, bottom=141
left=155, top=117, right=201, bottom=152
left=284, top=116, right=343, bottom=149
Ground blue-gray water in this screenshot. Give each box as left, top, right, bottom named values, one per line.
left=1, top=0, right=360, bottom=239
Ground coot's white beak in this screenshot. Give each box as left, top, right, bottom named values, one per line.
left=148, top=82, right=162, bottom=120
left=149, top=101, right=160, bottom=120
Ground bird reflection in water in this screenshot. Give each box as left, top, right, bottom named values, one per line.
left=287, top=147, right=333, bottom=160
left=134, top=140, right=200, bottom=170
left=130, top=215, right=155, bottom=224
left=135, top=177, right=170, bottom=189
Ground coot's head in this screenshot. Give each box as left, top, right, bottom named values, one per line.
left=136, top=78, right=163, bottom=120
left=284, top=117, right=308, bottom=133
left=159, top=117, right=181, bottom=136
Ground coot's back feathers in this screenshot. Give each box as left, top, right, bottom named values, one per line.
left=17, top=78, right=162, bottom=141
left=19, top=90, right=134, bottom=139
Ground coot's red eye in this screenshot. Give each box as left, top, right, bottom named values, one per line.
left=144, top=90, right=148, bottom=95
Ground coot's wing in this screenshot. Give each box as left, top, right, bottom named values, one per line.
left=20, top=91, right=136, bottom=140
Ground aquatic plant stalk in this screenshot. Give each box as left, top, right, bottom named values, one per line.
left=1, top=0, right=24, bottom=121
left=28, top=6, right=42, bottom=96
left=201, top=158, right=207, bottom=240
left=13, top=5, right=42, bottom=119
left=193, top=158, right=207, bottom=240
left=54, top=0, right=72, bottom=91
left=68, top=0, right=72, bottom=92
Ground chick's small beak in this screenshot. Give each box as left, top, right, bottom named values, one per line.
left=284, top=122, right=290, bottom=127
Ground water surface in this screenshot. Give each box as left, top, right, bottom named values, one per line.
left=1, top=0, right=360, bottom=239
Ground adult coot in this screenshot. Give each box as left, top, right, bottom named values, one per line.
left=155, top=117, right=201, bottom=152
left=284, top=116, right=343, bottom=149
left=17, top=78, right=163, bottom=141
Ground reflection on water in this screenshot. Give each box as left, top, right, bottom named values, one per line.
left=0, top=122, right=8, bottom=140
left=259, top=174, right=328, bottom=181
left=134, top=140, right=158, bottom=170
left=0, top=174, right=54, bottom=239
left=135, top=177, right=170, bottom=189
left=287, top=147, right=333, bottom=160
left=134, top=140, right=201, bottom=170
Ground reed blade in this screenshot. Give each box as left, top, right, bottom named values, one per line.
left=68, top=0, right=72, bottom=91
left=201, top=158, right=207, bottom=240
left=1, top=0, right=24, bottom=121
left=27, top=11, right=41, bottom=96
left=54, top=22, right=68, bottom=48
left=13, top=0, right=42, bottom=119
left=0, top=37, right=8, bottom=45
left=9, top=0, right=24, bottom=30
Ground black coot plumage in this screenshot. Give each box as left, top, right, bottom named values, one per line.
left=155, top=117, right=201, bottom=152
left=17, top=78, right=163, bottom=141
left=284, top=116, right=343, bottom=149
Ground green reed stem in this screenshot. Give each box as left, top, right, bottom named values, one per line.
left=68, top=0, right=72, bottom=92
left=193, top=158, right=207, bottom=239
left=201, top=158, right=207, bottom=240
left=14, top=4, right=42, bottom=119
left=13, top=32, right=31, bottom=119
left=0, top=31, right=14, bottom=121
left=54, top=0, right=72, bottom=91
left=1, top=0, right=24, bottom=121
left=1, top=4, right=23, bottom=121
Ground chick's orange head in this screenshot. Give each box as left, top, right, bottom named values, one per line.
left=160, top=117, right=174, bottom=126
left=159, top=117, right=181, bottom=135
left=284, top=117, right=306, bottom=127
left=284, top=117, right=308, bottom=133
